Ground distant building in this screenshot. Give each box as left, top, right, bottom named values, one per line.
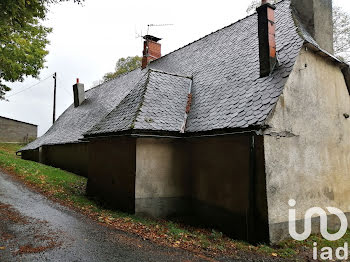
left=0, top=116, right=37, bottom=143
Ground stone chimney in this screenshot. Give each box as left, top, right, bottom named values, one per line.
left=141, top=35, right=162, bottom=69
left=257, top=1, right=278, bottom=77
left=291, top=0, right=333, bottom=54
left=73, top=78, right=85, bottom=107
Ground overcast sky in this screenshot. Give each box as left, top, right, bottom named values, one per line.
left=1, top=0, right=349, bottom=136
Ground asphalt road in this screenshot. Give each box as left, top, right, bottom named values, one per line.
left=0, top=170, right=218, bottom=262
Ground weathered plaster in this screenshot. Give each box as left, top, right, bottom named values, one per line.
left=264, top=47, right=350, bottom=240
left=135, top=138, right=190, bottom=199
left=135, top=138, right=190, bottom=217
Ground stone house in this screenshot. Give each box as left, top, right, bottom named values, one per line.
left=0, top=116, right=37, bottom=143
left=19, top=0, right=350, bottom=243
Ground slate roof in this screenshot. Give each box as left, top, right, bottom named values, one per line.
left=85, top=70, right=192, bottom=135
left=147, top=0, right=304, bottom=132
left=83, top=0, right=303, bottom=137
left=20, top=0, right=340, bottom=151
left=20, top=69, right=144, bottom=151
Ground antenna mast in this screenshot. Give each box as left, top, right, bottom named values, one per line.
left=146, top=23, right=174, bottom=35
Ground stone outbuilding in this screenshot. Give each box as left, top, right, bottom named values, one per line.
left=0, top=116, right=37, bottom=143
left=20, top=0, right=350, bottom=243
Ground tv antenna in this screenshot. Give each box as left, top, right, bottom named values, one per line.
left=147, top=24, right=174, bottom=35
left=135, top=24, right=174, bottom=43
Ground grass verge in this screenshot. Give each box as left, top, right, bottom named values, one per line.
left=0, top=143, right=344, bottom=260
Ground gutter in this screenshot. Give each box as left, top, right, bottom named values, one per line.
left=81, top=127, right=264, bottom=141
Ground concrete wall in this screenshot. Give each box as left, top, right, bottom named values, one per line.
left=135, top=135, right=269, bottom=242
left=41, top=143, right=89, bottom=177
left=264, top=47, right=350, bottom=242
left=0, top=117, right=37, bottom=143
left=87, top=137, right=136, bottom=212
left=88, top=135, right=269, bottom=242
left=135, top=138, right=191, bottom=217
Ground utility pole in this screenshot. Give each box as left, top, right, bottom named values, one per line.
left=53, top=72, right=57, bottom=124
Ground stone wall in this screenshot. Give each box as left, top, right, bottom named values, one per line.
left=0, top=117, right=37, bottom=143
left=264, top=48, right=350, bottom=242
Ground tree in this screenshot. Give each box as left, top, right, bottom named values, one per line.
left=333, top=6, right=350, bottom=62
left=103, top=56, right=142, bottom=82
left=246, top=0, right=350, bottom=62
left=0, top=0, right=83, bottom=100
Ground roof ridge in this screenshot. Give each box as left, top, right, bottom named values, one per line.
left=149, top=0, right=288, bottom=65
left=130, top=71, right=151, bottom=129
left=148, top=69, right=192, bottom=79
left=83, top=70, right=150, bottom=136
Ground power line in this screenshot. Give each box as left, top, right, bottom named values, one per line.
left=57, top=77, right=73, bottom=98
left=6, top=74, right=54, bottom=98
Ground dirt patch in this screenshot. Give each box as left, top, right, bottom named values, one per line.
left=0, top=203, right=28, bottom=224
left=0, top=201, right=62, bottom=257
left=15, top=241, right=58, bottom=255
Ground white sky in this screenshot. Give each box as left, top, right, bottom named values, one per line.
left=1, top=0, right=349, bottom=136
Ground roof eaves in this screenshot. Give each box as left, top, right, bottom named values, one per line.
left=83, top=126, right=265, bottom=141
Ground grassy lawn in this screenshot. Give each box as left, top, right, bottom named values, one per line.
left=0, top=142, right=346, bottom=260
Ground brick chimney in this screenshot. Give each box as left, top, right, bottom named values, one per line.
left=73, top=78, right=85, bottom=107
left=141, top=35, right=162, bottom=69
left=257, top=1, right=278, bottom=77
left=291, top=0, right=333, bottom=54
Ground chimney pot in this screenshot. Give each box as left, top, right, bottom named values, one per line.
left=76, top=78, right=79, bottom=84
